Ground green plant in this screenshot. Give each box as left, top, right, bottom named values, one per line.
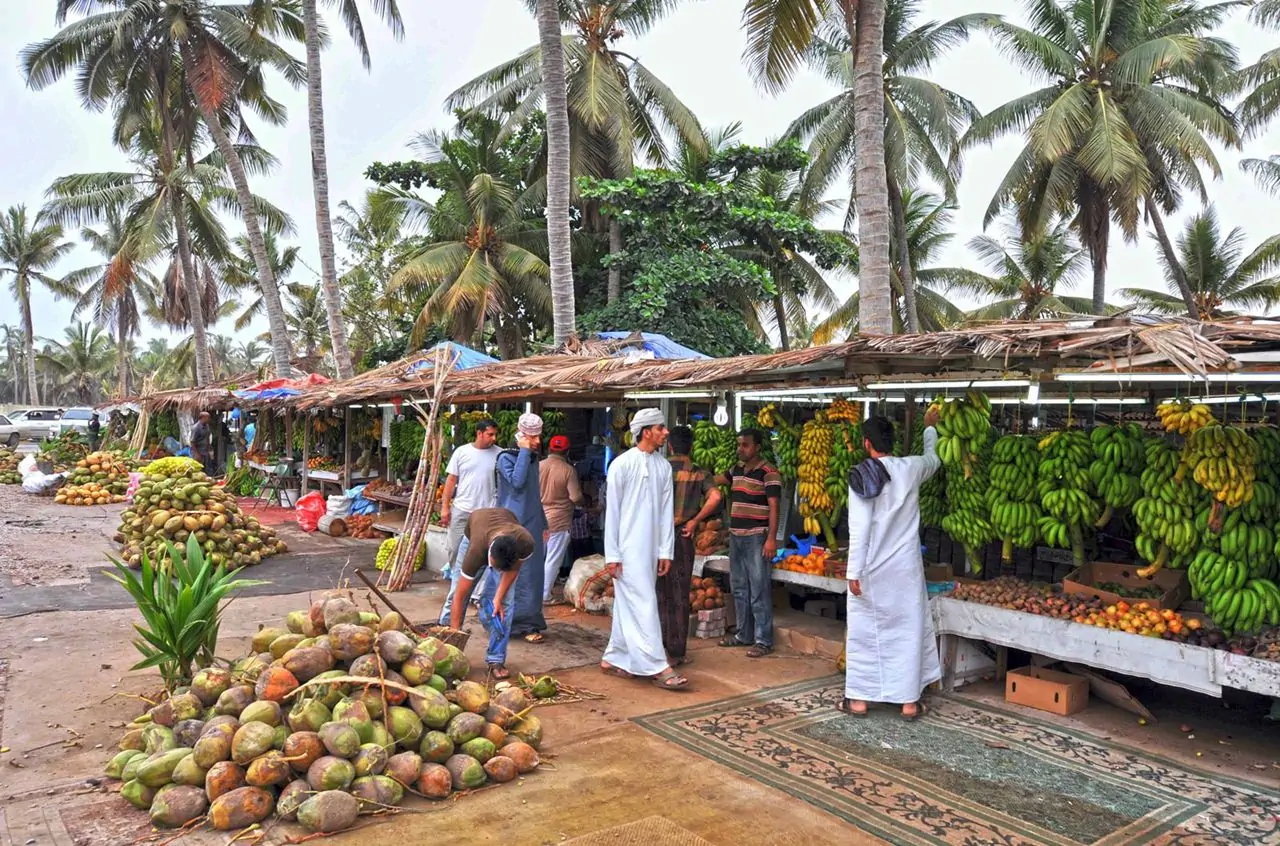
left=106, top=536, right=266, bottom=692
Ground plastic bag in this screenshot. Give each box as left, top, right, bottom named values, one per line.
left=345, top=484, right=377, bottom=516
left=22, top=471, right=64, bottom=495
left=295, top=491, right=326, bottom=531
left=564, top=555, right=613, bottom=614
left=18, top=455, right=36, bottom=477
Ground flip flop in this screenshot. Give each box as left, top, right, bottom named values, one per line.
left=488, top=663, right=510, bottom=681
left=901, top=701, right=928, bottom=721
left=524, top=632, right=546, bottom=644
left=746, top=644, right=772, bottom=658
left=599, top=662, right=633, bottom=679
left=837, top=698, right=868, bottom=717
left=718, top=636, right=750, bottom=648
left=652, top=668, right=689, bottom=691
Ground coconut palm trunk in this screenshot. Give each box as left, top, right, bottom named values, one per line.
left=851, top=0, right=894, bottom=335
left=1080, top=190, right=1110, bottom=315
left=772, top=294, right=790, bottom=351
left=117, top=307, right=130, bottom=398
left=1146, top=199, right=1200, bottom=319
left=536, top=0, right=577, bottom=343
left=158, top=94, right=215, bottom=386
left=607, top=217, right=622, bottom=304
left=184, top=65, right=294, bottom=377
left=302, top=0, right=355, bottom=378
left=888, top=173, right=920, bottom=332
left=19, top=289, right=39, bottom=405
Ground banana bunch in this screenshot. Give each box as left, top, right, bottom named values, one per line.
left=931, top=391, right=992, bottom=479
left=825, top=423, right=864, bottom=514
left=1253, top=427, right=1280, bottom=483
left=1156, top=399, right=1215, bottom=435
left=1189, top=548, right=1280, bottom=633
left=774, top=426, right=800, bottom=483
left=756, top=403, right=782, bottom=429
left=1133, top=440, right=1202, bottom=575
left=914, top=426, right=945, bottom=528
left=987, top=435, right=1042, bottom=561
left=941, top=429, right=994, bottom=573
left=797, top=414, right=835, bottom=536
left=1185, top=424, right=1259, bottom=509
left=1037, top=429, right=1099, bottom=565
left=827, top=398, right=862, bottom=424
left=691, top=420, right=737, bottom=474
left=1088, top=423, right=1146, bottom=527
left=1202, top=512, right=1277, bottom=580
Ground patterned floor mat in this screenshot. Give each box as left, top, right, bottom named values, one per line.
left=634, top=677, right=1279, bottom=845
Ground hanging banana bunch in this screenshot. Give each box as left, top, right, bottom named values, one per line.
left=914, top=426, right=946, bottom=528
left=987, top=434, right=1042, bottom=563
left=691, top=420, right=737, bottom=475
left=797, top=412, right=835, bottom=538
left=1156, top=399, right=1215, bottom=435
left=541, top=410, right=567, bottom=437
left=1037, top=429, right=1098, bottom=569
left=1191, top=499, right=1280, bottom=635
left=1088, top=423, right=1145, bottom=528
left=827, top=398, right=862, bottom=425
left=1184, top=424, right=1259, bottom=517
left=1133, top=440, right=1203, bottom=577
left=941, top=429, right=995, bottom=574
left=932, top=390, right=992, bottom=479
left=825, top=422, right=864, bottom=517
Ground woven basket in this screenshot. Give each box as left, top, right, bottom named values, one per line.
left=413, top=625, right=471, bottom=650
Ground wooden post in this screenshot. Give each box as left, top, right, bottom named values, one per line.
left=903, top=391, right=916, bottom=455
left=343, top=405, right=353, bottom=489
left=301, top=413, right=310, bottom=495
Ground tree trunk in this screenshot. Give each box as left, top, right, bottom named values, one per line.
left=888, top=173, right=920, bottom=332
left=184, top=59, right=294, bottom=378
left=19, top=281, right=39, bottom=405
left=1146, top=199, right=1200, bottom=319
left=536, top=0, right=577, bottom=344
left=851, top=0, right=894, bottom=336
left=157, top=93, right=214, bottom=386
left=607, top=217, right=622, bottom=304
left=772, top=295, right=790, bottom=351
left=117, top=307, right=130, bottom=398
left=303, top=0, right=355, bottom=379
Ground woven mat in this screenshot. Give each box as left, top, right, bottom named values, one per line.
left=564, top=816, right=715, bottom=846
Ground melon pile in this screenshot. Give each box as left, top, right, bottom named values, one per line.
left=102, top=596, right=544, bottom=835
left=114, top=465, right=286, bottom=568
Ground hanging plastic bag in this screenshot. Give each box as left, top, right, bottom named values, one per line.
left=295, top=491, right=326, bottom=531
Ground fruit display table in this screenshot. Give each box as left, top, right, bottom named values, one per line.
left=695, top=554, right=849, bottom=594
left=932, top=596, right=1280, bottom=699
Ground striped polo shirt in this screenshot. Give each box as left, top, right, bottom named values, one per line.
left=724, top=460, right=782, bottom=536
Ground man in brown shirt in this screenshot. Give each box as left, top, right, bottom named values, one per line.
left=539, top=435, right=583, bottom=602
left=447, top=507, right=535, bottom=679
left=662, top=426, right=723, bottom=665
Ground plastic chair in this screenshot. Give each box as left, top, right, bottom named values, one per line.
left=250, top=461, right=293, bottom=510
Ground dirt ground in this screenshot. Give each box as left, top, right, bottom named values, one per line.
left=0, top=486, right=123, bottom=586
left=0, top=490, right=1277, bottom=846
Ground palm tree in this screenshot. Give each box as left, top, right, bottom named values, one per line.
left=812, top=188, right=965, bottom=340
left=225, top=231, right=302, bottom=332
left=942, top=217, right=1094, bottom=322
left=787, top=1, right=983, bottom=331
left=0, top=205, right=78, bottom=405
left=1240, top=1, right=1280, bottom=193
left=301, top=0, right=403, bottom=379
left=238, top=340, right=268, bottom=371
left=1, top=326, right=24, bottom=404
left=23, top=0, right=306, bottom=380
left=386, top=147, right=552, bottom=359
left=279, top=284, right=330, bottom=359
left=742, top=0, right=895, bottom=334
left=62, top=211, right=158, bottom=399
left=335, top=189, right=414, bottom=350
left=964, top=0, right=1240, bottom=316
left=537, top=0, right=574, bottom=340
left=1243, top=155, right=1280, bottom=196
left=39, top=322, right=114, bottom=405
left=1118, top=208, right=1280, bottom=319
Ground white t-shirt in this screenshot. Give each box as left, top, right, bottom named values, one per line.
left=445, top=444, right=501, bottom=513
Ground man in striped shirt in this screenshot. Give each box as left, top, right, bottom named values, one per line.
left=715, top=428, right=781, bottom=658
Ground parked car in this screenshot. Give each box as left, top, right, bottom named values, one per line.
left=57, top=407, right=96, bottom=437
left=0, top=413, right=19, bottom=448
left=8, top=408, right=62, bottom=441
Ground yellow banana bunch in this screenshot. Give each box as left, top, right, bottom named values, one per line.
left=757, top=403, right=781, bottom=430
left=797, top=414, right=835, bottom=533
left=1156, top=400, right=1214, bottom=435
left=1184, top=424, right=1259, bottom=509
left=827, top=398, right=862, bottom=425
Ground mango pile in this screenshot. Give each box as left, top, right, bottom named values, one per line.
left=56, top=481, right=126, bottom=505
left=114, top=465, right=285, bottom=569
left=103, top=596, right=543, bottom=834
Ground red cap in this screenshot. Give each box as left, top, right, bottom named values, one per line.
left=549, top=435, right=570, bottom=452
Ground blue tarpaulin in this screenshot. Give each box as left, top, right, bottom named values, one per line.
left=408, top=341, right=500, bottom=373
left=595, top=332, right=709, bottom=360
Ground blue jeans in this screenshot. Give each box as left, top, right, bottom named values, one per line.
left=477, top=565, right=515, bottom=666
left=729, top=532, right=773, bottom=648
left=438, top=535, right=471, bottom=626
left=510, top=535, right=547, bottom=637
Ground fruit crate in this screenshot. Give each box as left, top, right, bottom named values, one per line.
left=1061, top=561, right=1189, bottom=612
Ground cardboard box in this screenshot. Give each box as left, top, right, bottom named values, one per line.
left=1062, top=561, right=1189, bottom=611
left=924, top=564, right=953, bottom=582
left=1005, top=666, right=1089, bottom=716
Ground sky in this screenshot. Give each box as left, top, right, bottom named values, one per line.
left=0, top=0, right=1277, bottom=348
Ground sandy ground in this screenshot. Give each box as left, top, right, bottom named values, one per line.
left=0, top=486, right=124, bottom=587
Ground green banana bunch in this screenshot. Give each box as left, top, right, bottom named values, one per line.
left=1088, top=423, right=1145, bottom=527
left=932, top=391, right=992, bottom=480
left=825, top=423, right=864, bottom=514
left=1133, top=440, right=1203, bottom=574
left=692, top=421, right=737, bottom=475
left=1037, top=429, right=1098, bottom=567
left=914, top=426, right=945, bottom=528
left=1190, top=546, right=1280, bottom=633
left=987, top=434, right=1042, bottom=561
left=774, top=427, right=800, bottom=483
left=941, top=427, right=994, bottom=573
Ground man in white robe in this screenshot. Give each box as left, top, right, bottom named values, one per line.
left=600, top=408, right=688, bottom=690
left=842, top=407, right=942, bottom=719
